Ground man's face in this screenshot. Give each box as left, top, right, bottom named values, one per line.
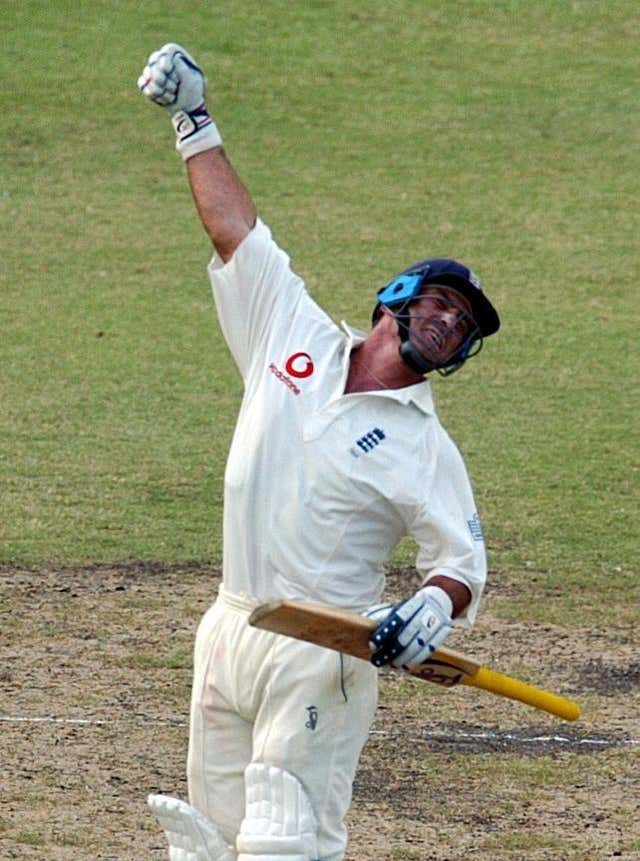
left=401, top=285, right=477, bottom=369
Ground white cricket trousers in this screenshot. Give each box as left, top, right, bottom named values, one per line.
left=187, top=587, right=378, bottom=861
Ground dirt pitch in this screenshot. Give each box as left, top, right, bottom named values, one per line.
left=1, top=564, right=638, bottom=860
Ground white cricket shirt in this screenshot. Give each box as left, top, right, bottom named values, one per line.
left=208, top=220, right=487, bottom=624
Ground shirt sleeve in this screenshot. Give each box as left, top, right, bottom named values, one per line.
left=207, top=219, right=308, bottom=380
left=409, top=431, right=487, bottom=627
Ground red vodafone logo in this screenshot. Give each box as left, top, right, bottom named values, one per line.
left=285, top=351, right=314, bottom=379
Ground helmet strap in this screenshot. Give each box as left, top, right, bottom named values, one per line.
left=398, top=328, right=432, bottom=374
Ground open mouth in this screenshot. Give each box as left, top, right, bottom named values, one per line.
left=407, top=318, right=462, bottom=362
left=419, top=324, right=448, bottom=348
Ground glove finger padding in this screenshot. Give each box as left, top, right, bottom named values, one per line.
left=367, top=586, right=453, bottom=669
left=362, top=602, right=394, bottom=624
left=394, top=616, right=451, bottom=667
left=138, top=64, right=178, bottom=105
left=138, top=43, right=206, bottom=114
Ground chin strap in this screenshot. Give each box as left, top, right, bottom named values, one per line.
left=398, top=335, right=431, bottom=375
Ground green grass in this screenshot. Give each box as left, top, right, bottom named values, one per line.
left=14, top=831, right=45, bottom=847
left=1, top=2, right=638, bottom=623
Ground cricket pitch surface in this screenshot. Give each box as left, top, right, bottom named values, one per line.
left=1, top=564, right=638, bottom=860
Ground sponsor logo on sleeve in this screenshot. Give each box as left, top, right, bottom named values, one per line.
left=285, top=352, right=314, bottom=378
left=269, top=351, right=314, bottom=395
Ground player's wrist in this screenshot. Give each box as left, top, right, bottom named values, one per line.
left=171, top=103, right=223, bottom=161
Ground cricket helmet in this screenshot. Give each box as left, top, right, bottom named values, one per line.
left=372, top=258, right=500, bottom=376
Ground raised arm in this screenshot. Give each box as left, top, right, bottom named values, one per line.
left=186, top=148, right=256, bottom=262
left=138, top=43, right=256, bottom=261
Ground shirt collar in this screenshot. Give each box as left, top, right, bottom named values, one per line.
left=340, top=321, right=435, bottom=414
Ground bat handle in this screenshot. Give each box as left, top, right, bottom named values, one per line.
left=464, top=667, right=581, bottom=722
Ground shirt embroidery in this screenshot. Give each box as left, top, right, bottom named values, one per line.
left=350, top=427, right=386, bottom=457
left=467, top=513, right=484, bottom=542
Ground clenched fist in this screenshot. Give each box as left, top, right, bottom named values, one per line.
left=138, top=43, right=206, bottom=113
left=138, top=43, right=222, bottom=160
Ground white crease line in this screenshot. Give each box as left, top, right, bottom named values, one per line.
left=369, top=729, right=640, bottom=747
left=0, top=715, right=185, bottom=727
left=1, top=715, right=638, bottom=747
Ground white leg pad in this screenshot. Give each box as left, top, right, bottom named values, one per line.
left=236, top=764, right=318, bottom=861
left=148, top=794, right=236, bottom=861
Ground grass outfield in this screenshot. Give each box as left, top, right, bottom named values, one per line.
left=2, top=1, right=637, bottom=583
left=1, top=3, right=639, bottom=858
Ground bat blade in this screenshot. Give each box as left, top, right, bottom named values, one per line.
left=249, top=600, right=375, bottom=660
left=248, top=600, right=581, bottom=721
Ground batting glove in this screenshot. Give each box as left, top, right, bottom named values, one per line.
left=138, top=43, right=222, bottom=161
left=364, top=585, right=453, bottom=670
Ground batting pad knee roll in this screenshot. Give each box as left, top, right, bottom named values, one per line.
left=236, top=764, right=318, bottom=861
left=148, top=793, right=236, bottom=861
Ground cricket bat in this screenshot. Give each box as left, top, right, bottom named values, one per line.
left=248, top=600, right=581, bottom=722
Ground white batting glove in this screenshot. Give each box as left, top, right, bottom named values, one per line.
left=138, top=43, right=222, bottom=161
left=364, top=585, right=453, bottom=670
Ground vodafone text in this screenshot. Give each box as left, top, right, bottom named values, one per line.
left=269, top=352, right=315, bottom=395
left=269, top=363, right=301, bottom=395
